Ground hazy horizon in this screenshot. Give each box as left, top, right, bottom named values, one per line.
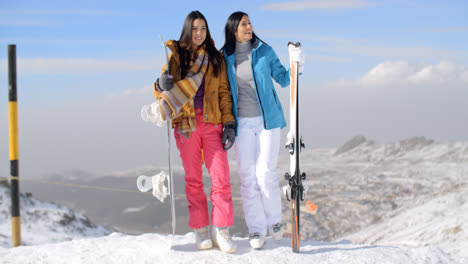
left=1, top=1, right=467, bottom=178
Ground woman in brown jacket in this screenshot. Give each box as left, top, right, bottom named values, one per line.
left=153, top=10, right=236, bottom=253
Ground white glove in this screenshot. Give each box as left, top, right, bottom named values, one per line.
left=288, top=44, right=305, bottom=74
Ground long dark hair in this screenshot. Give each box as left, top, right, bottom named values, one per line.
left=177, top=10, right=222, bottom=78
left=221, top=11, right=265, bottom=56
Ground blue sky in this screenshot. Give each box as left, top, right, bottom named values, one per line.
left=1, top=0, right=467, bottom=106
left=1, top=0, right=467, bottom=177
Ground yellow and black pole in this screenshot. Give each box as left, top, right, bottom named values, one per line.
left=8, top=44, right=21, bottom=247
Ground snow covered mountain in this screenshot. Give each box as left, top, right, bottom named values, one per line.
left=0, top=181, right=112, bottom=247
left=1, top=135, right=466, bottom=263
left=0, top=174, right=466, bottom=263
left=277, top=135, right=468, bottom=258
left=342, top=182, right=468, bottom=259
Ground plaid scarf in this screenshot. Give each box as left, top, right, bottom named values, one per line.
left=158, top=48, right=208, bottom=139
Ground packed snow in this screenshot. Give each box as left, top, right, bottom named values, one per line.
left=0, top=232, right=465, bottom=264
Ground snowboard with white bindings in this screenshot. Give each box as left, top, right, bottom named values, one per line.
left=137, top=35, right=176, bottom=249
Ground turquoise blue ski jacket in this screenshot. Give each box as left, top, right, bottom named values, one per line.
left=223, top=40, right=290, bottom=133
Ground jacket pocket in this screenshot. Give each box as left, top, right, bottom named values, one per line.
left=275, top=92, right=284, bottom=115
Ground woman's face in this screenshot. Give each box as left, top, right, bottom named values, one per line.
left=235, top=15, right=253, bottom=43
left=191, top=18, right=207, bottom=51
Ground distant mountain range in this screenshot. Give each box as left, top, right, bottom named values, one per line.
left=0, top=181, right=112, bottom=247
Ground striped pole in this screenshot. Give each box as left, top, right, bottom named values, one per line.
left=8, top=44, right=21, bottom=247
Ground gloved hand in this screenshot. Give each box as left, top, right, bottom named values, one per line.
left=156, top=71, right=174, bottom=91
left=222, top=121, right=236, bottom=151
left=288, top=44, right=305, bottom=74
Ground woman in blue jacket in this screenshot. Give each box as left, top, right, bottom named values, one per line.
left=221, top=11, right=304, bottom=249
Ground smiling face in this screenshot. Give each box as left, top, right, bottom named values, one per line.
left=191, top=18, right=207, bottom=51
left=234, top=15, right=253, bottom=43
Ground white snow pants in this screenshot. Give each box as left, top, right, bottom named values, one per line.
left=235, top=116, right=282, bottom=236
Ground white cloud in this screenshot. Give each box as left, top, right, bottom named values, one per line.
left=407, top=61, right=464, bottom=83
left=262, top=32, right=462, bottom=61
left=359, top=61, right=416, bottom=86
left=259, top=31, right=360, bottom=44
left=262, top=0, right=378, bottom=11
left=0, top=19, right=52, bottom=26
left=308, top=60, right=468, bottom=149
left=0, top=8, right=128, bottom=26
left=308, top=54, right=349, bottom=63
left=462, top=70, right=468, bottom=82
left=419, top=28, right=468, bottom=33
left=336, top=45, right=458, bottom=61
left=0, top=57, right=158, bottom=74
left=0, top=8, right=128, bottom=16
left=342, top=60, right=468, bottom=87
left=0, top=37, right=142, bottom=45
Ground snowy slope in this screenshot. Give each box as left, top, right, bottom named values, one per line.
left=325, top=136, right=468, bottom=258
left=0, top=181, right=112, bottom=247
left=0, top=232, right=465, bottom=264
left=275, top=136, right=468, bottom=259
left=342, top=183, right=468, bottom=258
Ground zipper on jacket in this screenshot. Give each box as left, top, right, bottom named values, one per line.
left=250, top=51, right=267, bottom=129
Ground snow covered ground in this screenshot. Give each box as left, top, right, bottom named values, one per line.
left=0, top=232, right=465, bottom=264
left=1, top=136, right=467, bottom=263
left=342, top=183, right=468, bottom=259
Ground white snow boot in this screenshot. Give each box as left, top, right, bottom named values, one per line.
left=212, top=226, right=236, bottom=253
left=249, top=232, right=265, bottom=249
left=194, top=226, right=212, bottom=250
left=269, top=223, right=284, bottom=240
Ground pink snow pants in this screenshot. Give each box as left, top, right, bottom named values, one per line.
left=174, top=110, right=234, bottom=229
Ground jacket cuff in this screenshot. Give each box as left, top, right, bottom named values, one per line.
left=154, top=78, right=163, bottom=92
left=223, top=120, right=235, bottom=127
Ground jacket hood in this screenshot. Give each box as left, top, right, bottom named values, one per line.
left=164, top=40, right=180, bottom=64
